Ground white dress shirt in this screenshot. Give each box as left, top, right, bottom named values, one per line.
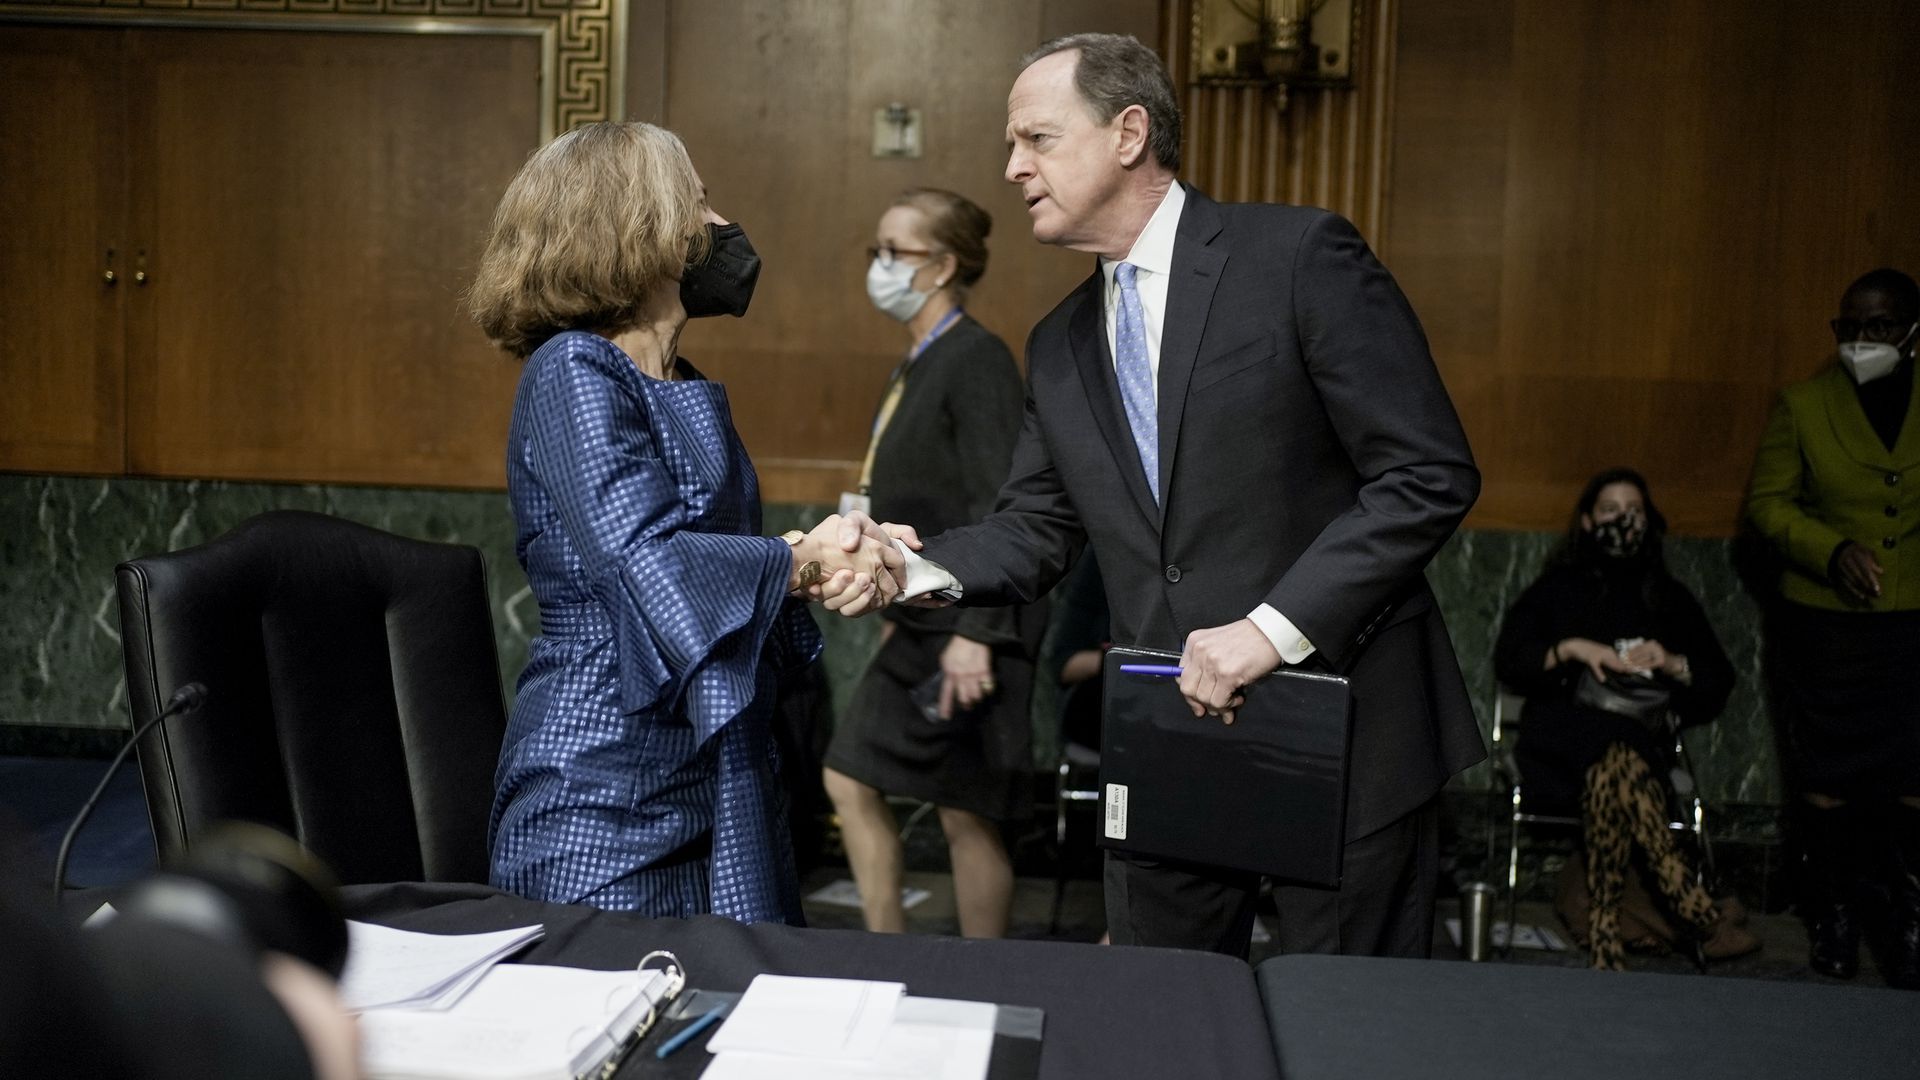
left=900, top=182, right=1315, bottom=666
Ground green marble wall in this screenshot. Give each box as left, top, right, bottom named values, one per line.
left=0, top=474, right=1783, bottom=805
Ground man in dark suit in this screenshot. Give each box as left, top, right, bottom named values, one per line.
left=858, top=32, right=1484, bottom=959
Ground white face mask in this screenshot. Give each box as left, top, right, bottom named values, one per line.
left=866, top=257, right=932, bottom=322
left=1838, top=323, right=1916, bottom=385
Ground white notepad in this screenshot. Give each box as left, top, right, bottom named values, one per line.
left=357, top=964, right=673, bottom=1080
left=338, top=921, right=545, bottom=1011
left=705, top=995, right=997, bottom=1080
left=704, top=974, right=905, bottom=1059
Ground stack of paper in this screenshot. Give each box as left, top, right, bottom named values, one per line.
left=703, top=975, right=998, bottom=1080
left=358, top=964, right=674, bottom=1080
left=339, top=921, right=545, bottom=1011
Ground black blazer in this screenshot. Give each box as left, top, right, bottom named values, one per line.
left=869, top=315, right=1041, bottom=650
left=924, top=186, right=1486, bottom=837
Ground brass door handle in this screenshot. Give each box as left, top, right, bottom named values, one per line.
left=104, top=270, right=117, bottom=285
left=134, top=270, right=149, bottom=285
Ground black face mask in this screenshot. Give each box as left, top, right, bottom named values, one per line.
left=1588, top=511, right=1647, bottom=560
left=680, top=223, right=761, bottom=318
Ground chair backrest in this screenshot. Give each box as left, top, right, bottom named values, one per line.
left=115, top=510, right=508, bottom=885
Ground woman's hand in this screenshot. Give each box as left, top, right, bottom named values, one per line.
left=1555, top=637, right=1635, bottom=684
left=1622, top=639, right=1690, bottom=682
left=1834, top=541, right=1884, bottom=603
left=797, top=514, right=902, bottom=616
left=939, top=635, right=995, bottom=720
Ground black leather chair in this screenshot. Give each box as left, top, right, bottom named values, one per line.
left=115, top=510, right=508, bottom=885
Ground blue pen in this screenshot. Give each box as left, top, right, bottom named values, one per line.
left=1119, top=663, right=1183, bottom=677
left=655, top=1002, right=730, bottom=1059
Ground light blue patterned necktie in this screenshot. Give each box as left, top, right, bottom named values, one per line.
left=1112, top=261, right=1160, bottom=503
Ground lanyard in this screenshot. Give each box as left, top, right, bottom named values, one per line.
left=859, top=309, right=963, bottom=490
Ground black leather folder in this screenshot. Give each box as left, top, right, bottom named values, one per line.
left=1098, top=646, right=1353, bottom=886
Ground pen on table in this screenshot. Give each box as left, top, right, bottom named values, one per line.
left=1119, top=664, right=1183, bottom=678
left=655, top=1002, right=731, bottom=1059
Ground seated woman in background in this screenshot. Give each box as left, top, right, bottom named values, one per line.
left=822, top=188, right=1043, bottom=938
left=468, top=121, right=901, bottom=922
left=1495, top=468, right=1758, bottom=969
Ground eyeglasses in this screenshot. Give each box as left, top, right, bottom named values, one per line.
left=866, top=243, right=935, bottom=269
left=1830, top=317, right=1914, bottom=342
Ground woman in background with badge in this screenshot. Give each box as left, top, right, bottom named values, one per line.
left=1494, top=468, right=1755, bottom=969
left=822, top=188, right=1044, bottom=938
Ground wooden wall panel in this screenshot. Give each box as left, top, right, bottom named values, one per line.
left=1386, top=0, right=1920, bottom=535
left=0, top=28, right=128, bottom=474
left=1165, top=0, right=1399, bottom=243
left=664, top=0, right=1162, bottom=503
left=123, top=28, right=540, bottom=487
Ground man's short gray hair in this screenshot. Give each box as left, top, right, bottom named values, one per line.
left=1021, top=33, right=1182, bottom=173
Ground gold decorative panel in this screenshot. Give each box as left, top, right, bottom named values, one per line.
left=0, top=0, right=625, bottom=139
left=1163, top=0, right=1395, bottom=245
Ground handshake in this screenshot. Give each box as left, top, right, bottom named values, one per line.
left=783, top=511, right=938, bottom=617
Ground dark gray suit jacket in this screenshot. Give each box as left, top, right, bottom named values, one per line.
left=922, top=186, right=1486, bottom=838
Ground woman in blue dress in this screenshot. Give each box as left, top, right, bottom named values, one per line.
left=467, top=122, right=903, bottom=922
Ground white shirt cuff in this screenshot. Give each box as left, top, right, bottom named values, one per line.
left=896, top=540, right=963, bottom=601
left=1248, top=604, right=1315, bottom=665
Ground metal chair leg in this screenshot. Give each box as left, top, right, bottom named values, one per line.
left=1051, top=759, right=1071, bottom=935
left=1504, top=788, right=1523, bottom=958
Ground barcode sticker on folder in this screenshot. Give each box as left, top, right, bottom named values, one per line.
left=1104, top=783, right=1128, bottom=840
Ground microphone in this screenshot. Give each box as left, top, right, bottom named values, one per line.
left=54, top=681, right=208, bottom=902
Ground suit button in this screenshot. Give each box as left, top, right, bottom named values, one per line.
left=1888, top=473, right=1902, bottom=487
left=1889, top=506, right=1900, bottom=518
left=1164, top=565, right=1182, bottom=583
left=1884, top=537, right=1898, bottom=550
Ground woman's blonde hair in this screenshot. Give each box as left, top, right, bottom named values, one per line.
left=891, top=188, right=991, bottom=304
left=469, top=122, right=710, bottom=357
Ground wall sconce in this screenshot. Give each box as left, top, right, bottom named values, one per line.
left=871, top=102, right=923, bottom=159
left=1190, top=0, right=1357, bottom=110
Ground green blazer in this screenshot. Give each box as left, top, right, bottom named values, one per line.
left=1746, top=363, right=1920, bottom=611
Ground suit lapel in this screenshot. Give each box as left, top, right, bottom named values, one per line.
left=1154, top=187, right=1227, bottom=514
left=1068, top=273, right=1162, bottom=528
left=1820, top=365, right=1898, bottom=470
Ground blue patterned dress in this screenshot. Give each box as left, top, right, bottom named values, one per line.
left=489, top=331, right=820, bottom=923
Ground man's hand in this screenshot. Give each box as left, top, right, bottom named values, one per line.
left=938, top=635, right=995, bottom=719
left=1835, top=541, right=1884, bottom=603
left=830, top=511, right=958, bottom=610
left=1178, top=619, right=1281, bottom=725
left=838, top=510, right=923, bottom=555
left=796, top=514, right=900, bottom=617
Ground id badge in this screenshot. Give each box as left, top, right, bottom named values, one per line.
left=838, top=491, right=872, bottom=516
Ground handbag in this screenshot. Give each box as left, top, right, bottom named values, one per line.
left=1572, top=668, right=1671, bottom=731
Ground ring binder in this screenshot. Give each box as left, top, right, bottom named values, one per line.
left=591, top=950, right=686, bottom=1079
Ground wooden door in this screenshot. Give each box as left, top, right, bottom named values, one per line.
left=0, top=26, right=129, bottom=474
left=123, top=26, right=542, bottom=487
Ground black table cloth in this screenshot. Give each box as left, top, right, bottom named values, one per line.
left=344, top=882, right=1281, bottom=1080
left=1257, top=954, right=1920, bottom=1080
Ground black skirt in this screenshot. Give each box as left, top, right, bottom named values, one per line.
left=823, top=626, right=1033, bottom=822
left=1772, top=603, right=1920, bottom=799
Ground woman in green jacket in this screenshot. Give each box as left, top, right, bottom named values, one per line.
left=1745, top=267, right=1920, bottom=989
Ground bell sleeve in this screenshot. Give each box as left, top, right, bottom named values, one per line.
left=523, top=340, right=798, bottom=745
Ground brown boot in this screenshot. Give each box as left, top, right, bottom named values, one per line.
left=1715, top=895, right=1751, bottom=927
